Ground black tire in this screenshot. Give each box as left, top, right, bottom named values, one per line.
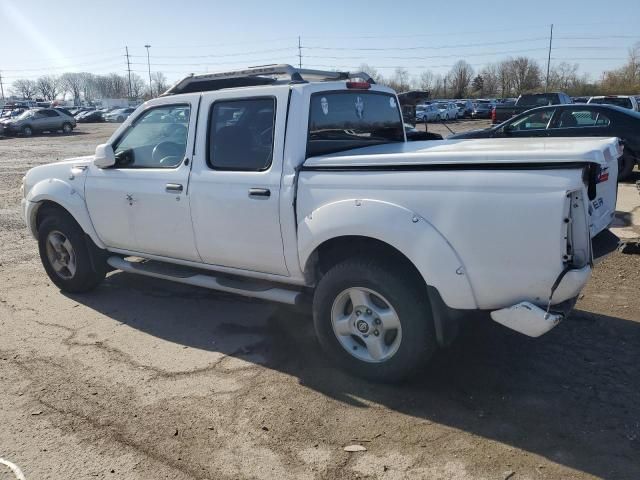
left=62, top=122, right=73, bottom=134
left=313, top=258, right=437, bottom=382
left=22, top=125, right=33, bottom=136
left=37, top=211, right=106, bottom=293
left=618, top=151, right=636, bottom=181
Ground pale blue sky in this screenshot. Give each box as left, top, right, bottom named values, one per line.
left=1, top=0, right=638, bottom=85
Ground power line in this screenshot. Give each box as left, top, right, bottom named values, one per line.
left=302, top=37, right=550, bottom=51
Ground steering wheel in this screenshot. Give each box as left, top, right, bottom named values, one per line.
left=152, top=141, right=183, bottom=166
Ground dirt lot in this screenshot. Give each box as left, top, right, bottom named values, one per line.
left=0, top=123, right=639, bottom=480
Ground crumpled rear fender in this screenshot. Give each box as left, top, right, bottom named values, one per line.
left=297, top=199, right=478, bottom=310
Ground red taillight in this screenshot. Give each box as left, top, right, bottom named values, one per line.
left=491, top=107, right=496, bottom=123
left=346, top=81, right=371, bottom=89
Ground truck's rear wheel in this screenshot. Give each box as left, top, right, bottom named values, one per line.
left=38, top=212, right=106, bottom=293
left=313, top=258, right=437, bottom=382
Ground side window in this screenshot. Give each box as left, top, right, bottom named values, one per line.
left=510, top=109, right=555, bottom=130
left=113, top=104, right=190, bottom=169
left=208, top=97, right=275, bottom=171
left=594, top=112, right=611, bottom=126
left=552, top=110, right=609, bottom=128
left=42, top=109, right=59, bottom=117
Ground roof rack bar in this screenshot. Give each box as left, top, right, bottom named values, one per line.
left=162, top=64, right=375, bottom=96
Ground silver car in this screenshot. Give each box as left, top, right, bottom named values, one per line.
left=2, top=108, right=76, bottom=136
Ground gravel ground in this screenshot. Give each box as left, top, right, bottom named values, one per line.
left=0, top=123, right=639, bottom=480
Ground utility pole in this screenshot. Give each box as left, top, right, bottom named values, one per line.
left=0, top=71, right=5, bottom=101
left=298, top=36, right=302, bottom=69
left=144, top=45, right=153, bottom=98
left=545, top=24, right=553, bottom=92
left=125, top=46, right=133, bottom=98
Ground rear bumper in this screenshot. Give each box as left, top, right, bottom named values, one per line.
left=490, top=264, right=591, bottom=337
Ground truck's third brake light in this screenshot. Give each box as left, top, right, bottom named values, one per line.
left=346, top=81, right=371, bottom=90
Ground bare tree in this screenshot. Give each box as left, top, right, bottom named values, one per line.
left=509, top=57, right=542, bottom=94
left=417, top=70, right=435, bottom=91
left=151, top=72, right=168, bottom=96
left=60, top=73, right=84, bottom=105
left=447, top=60, right=474, bottom=98
left=548, top=62, right=580, bottom=91
left=383, top=67, right=411, bottom=92
left=10, top=79, right=38, bottom=99
left=36, top=75, right=60, bottom=100
left=497, top=60, right=514, bottom=97
left=130, top=73, right=146, bottom=99
left=601, top=41, right=640, bottom=94
left=358, top=63, right=383, bottom=84
left=480, top=63, right=499, bottom=96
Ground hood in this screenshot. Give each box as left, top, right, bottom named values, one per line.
left=303, top=137, right=622, bottom=169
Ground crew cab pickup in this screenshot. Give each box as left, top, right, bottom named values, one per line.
left=21, top=65, right=620, bottom=382
left=493, top=92, right=573, bottom=124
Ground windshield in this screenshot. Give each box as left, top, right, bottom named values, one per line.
left=590, top=97, right=633, bottom=109
left=16, top=110, right=34, bottom=120
left=306, top=91, right=404, bottom=157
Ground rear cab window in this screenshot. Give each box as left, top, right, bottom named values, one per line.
left=306, top=91, right=404, bottom=157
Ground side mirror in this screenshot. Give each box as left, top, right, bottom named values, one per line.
left=94, top=143, right=115, bottom=168
left=503, top=124, right=513, bottom=134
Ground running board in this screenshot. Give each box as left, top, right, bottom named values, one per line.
left=106, top=256, right=302, bottom=305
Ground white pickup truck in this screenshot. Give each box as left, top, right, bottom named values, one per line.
left=21, top=65, right=620, bottom=381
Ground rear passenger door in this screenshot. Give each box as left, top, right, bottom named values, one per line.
left=189, top=88, right=290, bottom=276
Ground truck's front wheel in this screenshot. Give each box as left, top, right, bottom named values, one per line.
left=38, top=212, right=106, bottom=293
left=313, top=258, right=437, bottom=382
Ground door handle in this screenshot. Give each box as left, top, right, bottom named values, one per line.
left=248, top=188, right=271, bottom=198
left=165, top=183, right=183, bottom=193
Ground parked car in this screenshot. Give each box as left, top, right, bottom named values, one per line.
left=493, top=92, right=573, bottom=124
left=104, top=107, right=136, bottom=122
left=20, top=65, right=619, bottom=382
left=572, top=96, right=589, bottom=103
left=455, top=100, right=474, bottom=118
left=434, top=101, right=458, bottom=120
left=587, top=95, right=639, bottom=112
left=77, top=111, right=105, bottom=123
left=471, top=99, right=495, bottom=119
left=2, top=108, right=76, bottom=136
left=449, top=103, right=640, bottom=180
left=416, top=104, right=439, bottom=122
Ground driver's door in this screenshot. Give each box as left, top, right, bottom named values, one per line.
left=85, top=95, right=201, bottom=261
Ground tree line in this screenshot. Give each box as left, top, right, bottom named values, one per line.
left=8, top=42, right=640, bottom=103
left=365, top=41, right=640, bottom=99
left=9, top=71, right=169, bottom=104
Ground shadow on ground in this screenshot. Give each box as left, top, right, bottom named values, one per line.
left=68, top=271, right=640, bottom=479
